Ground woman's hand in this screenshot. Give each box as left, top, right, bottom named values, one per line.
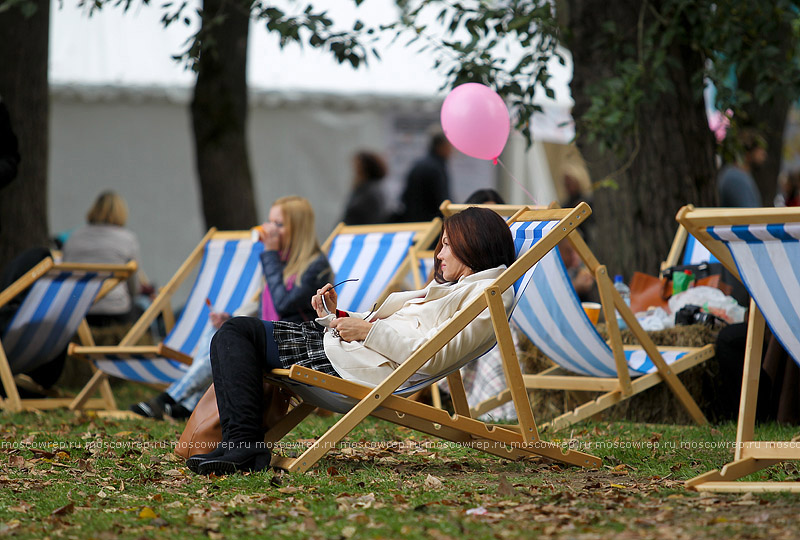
left=258, top=222, right=282, bottom=251
left=209, top=311, right=231, bottom=329
left=329, top=317, right=372, bottom=342
left=311, top=283, right=338, bottom=318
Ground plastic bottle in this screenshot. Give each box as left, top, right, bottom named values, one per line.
left=613, top=274, right=631, bottom=330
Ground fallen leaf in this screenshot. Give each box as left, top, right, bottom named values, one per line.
left=51, top=503, right=75, bottom=516
left=341, top=525, right=357, bottom=538
left=496, top=475, right=516, bottom=497
left=139, top=507, right=158, bottom=519
left=424, top=474, right=443, bottom=489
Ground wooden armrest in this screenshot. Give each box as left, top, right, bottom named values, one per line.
left=157, top=344, right=193, bottom=365
left=68, top=344, right=160, bottom=357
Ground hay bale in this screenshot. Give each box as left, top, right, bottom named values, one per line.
left=518, top=324, right=721, bottom=425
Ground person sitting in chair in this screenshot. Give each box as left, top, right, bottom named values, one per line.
left=187, top=207, right=517, bottom=475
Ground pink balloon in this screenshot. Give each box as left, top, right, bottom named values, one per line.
left=440, top=83, right=510, bottom=161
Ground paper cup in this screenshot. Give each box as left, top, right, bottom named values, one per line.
left=251, top=225, right=264, bottom=243
left=582, top=302, right=601, bottom=325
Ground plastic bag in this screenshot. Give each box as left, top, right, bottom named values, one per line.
left=667, top=286, right=746, bottom=324
left=634, top=306, right=674, bottom=331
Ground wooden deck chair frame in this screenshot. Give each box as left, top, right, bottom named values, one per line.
left=322, top=219, right=442, bottom=311
left=0, top=257, right=136, bottom=411
left=678, top=205, right=800, bottom=493
left=438, top=201, right=713, bottom=431
left=68, top=228, right=257, bottom=411
left=661, top=223, right=718, bottom=274
left=260, top=204, right=602, bottom=473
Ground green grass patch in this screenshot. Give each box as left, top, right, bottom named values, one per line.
left=2, top=384, right=800, bottom=538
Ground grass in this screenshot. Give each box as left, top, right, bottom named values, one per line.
left=2, top=383, right=800, bottom=538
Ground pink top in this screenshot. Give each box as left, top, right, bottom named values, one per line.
left=261, top=274, right=295, bottom=321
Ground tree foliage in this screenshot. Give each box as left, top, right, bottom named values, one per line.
left=391, top=0, right=800, bottom=162
left=390, top=0, right=800, bottom=275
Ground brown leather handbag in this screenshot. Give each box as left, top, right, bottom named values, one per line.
left=175, top=382, right=293, bottom=459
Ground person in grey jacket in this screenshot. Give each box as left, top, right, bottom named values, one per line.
left=187, top=207, right=516, bottom=475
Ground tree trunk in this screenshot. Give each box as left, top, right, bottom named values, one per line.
left=566, top=0, right=717, bottom=278
left=191, top=0, right=258, bottom=230
left=0, top=0, right=50, bottom=269
left=737, top=15, right=795, bottom=207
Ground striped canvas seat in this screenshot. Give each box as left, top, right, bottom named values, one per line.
left=270, top=219, right=553, bottom=413
left=433, top=202, right=713, bottom=430
left=262, top=205, right=602, bottom=474
left=91, top=235, right=264, bottom=384
left=68, top=229, right=263, bottom=410
left=679, top=206, right=800, bottom=493
left=511, top=221, right=697, bottom=379
left=0, top=258, right=136, bottom=411
left=682, top=234, right=719, bottom=265
left=322, top=221, right=442, bottom=312
left=3, top=269, right=108, bottom=373
left=705, top=223, right=799, bottom=364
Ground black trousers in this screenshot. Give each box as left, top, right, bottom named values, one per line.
left=209, top=317, right=280, bottom=445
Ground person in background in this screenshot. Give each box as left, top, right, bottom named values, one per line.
left=398, top=132, right=453, bottom=222
left=62, top=191, right=147, bottom=327
left=130, top=196, right=333, bottom=419
left=463, top=188, right=504, bottom=206
left=717, top=128, right=766, bottom=208
left=342, top=150, right=390, bottom=225
left=185, top=207, right=516, bottom=475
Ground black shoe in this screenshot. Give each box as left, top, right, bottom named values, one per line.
left=186, top=446, right=227, bottom=474
left=197, top=448, right=272, bottom=476
left=129, top=397, right=165, bottom=419
left=163, top=402, right=192, bottom=420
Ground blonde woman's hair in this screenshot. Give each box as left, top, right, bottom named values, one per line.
left=274, top=196, right=322, bottom=286
left=86, top=191, right=128, bottom=226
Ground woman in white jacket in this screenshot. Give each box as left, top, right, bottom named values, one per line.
left=189, top=207, right=517, bottom=475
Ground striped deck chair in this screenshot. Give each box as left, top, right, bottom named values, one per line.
left=679, top=205, right=800, bottom=493
left=439, top=202, right=714, bottom=430
left=260, top=204, right=602, bottom=473
left=68, top=229, right=263, bottom=411
left=661, top=223, right=719, bottom=273
left=322, top=221, right=442, bottom=312
left=0, top=257, right=136, bottom=411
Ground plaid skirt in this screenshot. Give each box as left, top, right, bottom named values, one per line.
left=269, top=320, right=340, bottom=377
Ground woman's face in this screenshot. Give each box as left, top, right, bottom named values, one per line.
left=437, top=232, right=472, bottom=282
left=268, top=205, right=287, bottom=251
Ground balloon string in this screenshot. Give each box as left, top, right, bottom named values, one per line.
left=496, top=158, right=538, bottom=205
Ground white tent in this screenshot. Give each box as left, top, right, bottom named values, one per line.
left=49, top=1, right=574, bottom=291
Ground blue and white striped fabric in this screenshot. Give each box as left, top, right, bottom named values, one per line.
left=272, top=217, right=609, bottom=410
left=509, top=222, right=692, bottom=377
left=411, top=255, right=436, bottom=288
left=683, top=234, right=719, bottom=265
left=2, top=270, right=108, bottom=374
left=93, top=237, right=264, bottom=385
left=327, top=230, right=417, bottom=312
left=707, top=223, right=800, bottom=366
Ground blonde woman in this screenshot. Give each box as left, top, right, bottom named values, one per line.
left=132, top=196, right=333, bottom=419
left=62, top=191, right=143, bottom=326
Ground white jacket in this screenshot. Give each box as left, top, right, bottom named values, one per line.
left=318, top=266, right=513, bottom=387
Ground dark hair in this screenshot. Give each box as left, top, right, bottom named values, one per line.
left=433, top=207, right=516, bottom=284
left=740, top=128, right=766, bottom=153
left=464, top=189, right=506, bottom=205
left=429, top=133, right=450, bottom=155
left=355, top=151, right=387, bottom=182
